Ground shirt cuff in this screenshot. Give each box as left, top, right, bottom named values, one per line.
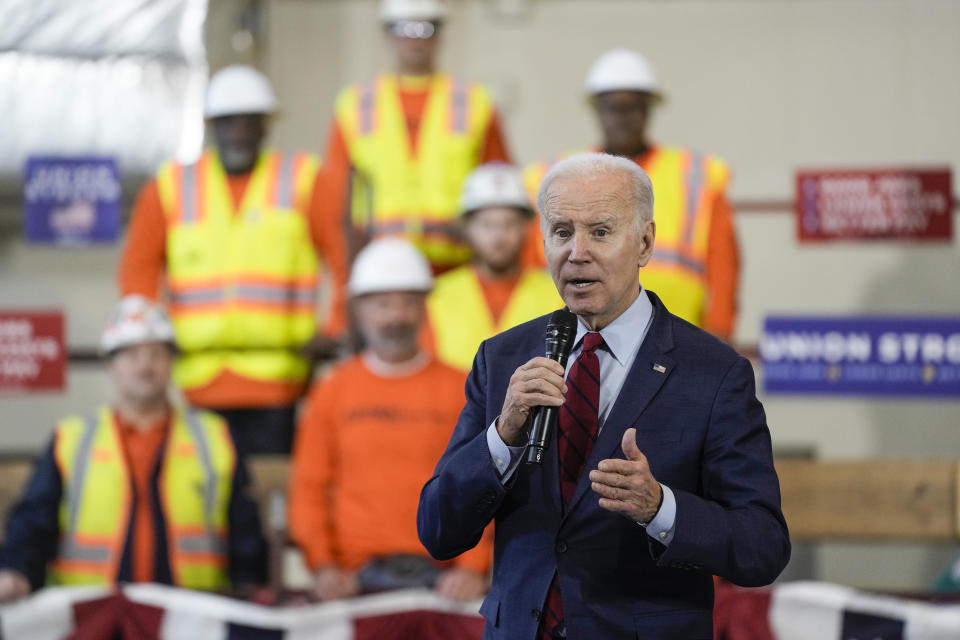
left=486, top=419, right=525, bottom=482
left=640, top=484, right=676, bottom=546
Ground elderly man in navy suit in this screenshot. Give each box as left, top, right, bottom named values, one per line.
left=418, top=152, right=789, bottom=639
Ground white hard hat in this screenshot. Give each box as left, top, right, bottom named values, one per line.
left=205, top=65, right=278, bottom=119
left=585, top=49, right=662, bottom=97
left=460, top=163, right=533, bottom=218
left=100, top=295, right=176, bottom=355
left=380, top=0, right=448, bottom=22
left=348, top=238, right=433, bottom=297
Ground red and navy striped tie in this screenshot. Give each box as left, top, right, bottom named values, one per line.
left=539, top=331, right=604, bottom=639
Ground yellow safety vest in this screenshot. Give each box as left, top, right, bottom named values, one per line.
left=155, top=149, right=320, bottom=391
left=48, top=406, right=235, bottom=591
left=428, top=266, right=562, bottom=371
left=335, top=73, right=495, bottom=270
left=523, top=146, right=730, bottom=327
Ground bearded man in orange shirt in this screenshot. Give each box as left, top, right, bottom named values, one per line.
left=289, top=238, right=491, bottom=602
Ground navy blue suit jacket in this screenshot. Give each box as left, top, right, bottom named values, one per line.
left=418, top=292, right=790, bottom=639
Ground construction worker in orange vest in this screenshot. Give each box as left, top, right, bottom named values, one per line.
left=0, top=296, right=266, bottom=600
left=427, top=163, right=561, bottom=371
left=524, top=49, right=740, bottom=341
left=119, top=65, right=348, bottom=455
left=289, top=238, right=491, bottom=603
left=318, top=0, right=513, bottom=275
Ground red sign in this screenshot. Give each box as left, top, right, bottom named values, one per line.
left=796, top=168, right=953, bottom=241
left=0, top=311, right=66, bottom=392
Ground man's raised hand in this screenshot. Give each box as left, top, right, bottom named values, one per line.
left=589, top=427, right=663, bottom=523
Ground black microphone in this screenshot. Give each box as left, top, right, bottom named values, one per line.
left=525, top=309, right=578, bottom=465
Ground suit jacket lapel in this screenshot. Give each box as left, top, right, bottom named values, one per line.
left=564, top=296, right=676, bottom=517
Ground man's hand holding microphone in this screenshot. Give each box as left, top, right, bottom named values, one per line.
left=496, top=357, right=567, bottom=446
left=495, top=307, right=663, bottom=525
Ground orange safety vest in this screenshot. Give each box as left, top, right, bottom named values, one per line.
left=335, top=73, right=495, bottom=271
left=155, top=149, right=320, bottom=392
left=523, top=146, right=730, bottom=327
left=48, top=406, right=235, bottom=590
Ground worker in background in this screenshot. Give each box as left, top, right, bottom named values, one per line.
left=319, top=0, right=512, bottom=274
left=0, top=296, right=266, bottom=601
left=524, top=49, right=740, bottom=341
left=427, top=163, right=561, bottom=371
left=288, top=238, right=490, bottom=602
left=119, top=65, right=347, bottom=455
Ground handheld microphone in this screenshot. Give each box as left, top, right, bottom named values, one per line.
left=525, top=309, right=578, bottom=465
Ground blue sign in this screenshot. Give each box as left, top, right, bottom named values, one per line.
left=23, top=156, right=121, bottom=244
left=762, top=316, right=960, bottom=397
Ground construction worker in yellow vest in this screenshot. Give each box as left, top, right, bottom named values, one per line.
left=319, top=0, right=513, bottom=275
left=427, top=164, right=562, bottom=371
left=523, top=49, right=741, bottom=341
left=0, top=296, right=266, bottom=601
left=120, top=65, right=348, bottom=455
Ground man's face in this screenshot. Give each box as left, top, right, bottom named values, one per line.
left=591, top=90, right=654, bottom=156
left=386, top=22, right=442, bottom=74
left=108, top=342, right=173, bottom=407
left=353, top=291, right=427, bottom=362
left=463, top=207, right=529, bottom=275
left=541, top=173, right=655, bottom=330
left=212, top=113, right=266, bottom=174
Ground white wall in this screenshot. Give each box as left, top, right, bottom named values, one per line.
left=1, top=0, right=958, bottom=589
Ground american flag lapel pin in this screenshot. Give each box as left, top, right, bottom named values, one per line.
left=653, top=363, right=667, bottom=373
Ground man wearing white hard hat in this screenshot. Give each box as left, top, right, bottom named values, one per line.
left=120, top=64, right=349, bottom=455
left=0, top=296, right=266, bottom=601
left=427, top=163, right=561, bottom=371
left=288, top=238, right=491, bottom=602
left=524, top=49, right=741, bottom=341
left=318, top=0, right=513, bottom=274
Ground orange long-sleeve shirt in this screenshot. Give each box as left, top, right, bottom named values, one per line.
left=288, top=354, right=492, bottom=574
left=113, top=410, right=169, bottom=584
left=522, top=146, right=740, bottom=339
left=318, top=76, right=512, bottom=265
left=118, top=166, right=347, bottom=408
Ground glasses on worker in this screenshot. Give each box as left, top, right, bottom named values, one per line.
left=388, top=20, right=440, bottom=39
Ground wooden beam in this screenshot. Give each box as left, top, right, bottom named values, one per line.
left=776, top=459, right=959, bottom=541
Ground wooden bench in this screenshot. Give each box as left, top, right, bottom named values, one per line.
left=246, top=456, right=960, bottom=542
left=776, top=459, right=960, bottom=541
left=2, top=456, right=958, bottom=545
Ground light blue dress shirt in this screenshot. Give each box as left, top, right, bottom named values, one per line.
left=485, top=288, right=677, bottom=546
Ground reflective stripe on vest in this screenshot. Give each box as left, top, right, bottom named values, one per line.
left=451, top=79, right=468, bottom=134
left=682, top=152, right=704, bottom=247
left=336, top=73, right=494, bottom=269
left=156, top=149, right=320, bottom=390
left=428, top=267, right=562, bottom=371
left=182, top=164, right=198, bottom=224
left=49, top=407, right=234, bottom=590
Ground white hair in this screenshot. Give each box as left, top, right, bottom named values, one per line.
left=537, top=152, right=654, bottom=230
